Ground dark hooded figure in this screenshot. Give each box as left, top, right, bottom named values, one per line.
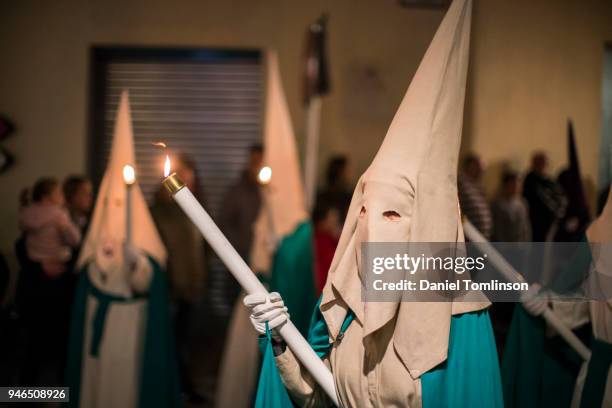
left=501, top=121, right=593, bottom=408
left=554, top=121, right=592, bottom=242
left=523, top=151, right=565, bottom=241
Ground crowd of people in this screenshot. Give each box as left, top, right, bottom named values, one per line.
left=0, top=145, right=274, bottom=404
left=459, top=151, right=569, bottom=245
left=0, top=160, right=212, bottom=403
left=459, top=150, right=591, bottom=354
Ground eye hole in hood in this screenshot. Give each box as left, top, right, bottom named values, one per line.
left=383, top=210, right=401, bottom=221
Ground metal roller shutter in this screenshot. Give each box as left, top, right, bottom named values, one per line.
left=89, top=47, right=262, bottom=317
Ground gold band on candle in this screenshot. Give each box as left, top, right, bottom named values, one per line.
left=163, top=173, right=185, bottom=195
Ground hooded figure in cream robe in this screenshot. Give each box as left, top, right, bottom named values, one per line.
left=66, top=91, right=180, bottom=408
left=216, top=51, right=315, bottom=408
left=571, top=181, right=612, bottom=407
left=501, top=123, right=593, bottom=408
left=247, top=1, right=502, bottom=407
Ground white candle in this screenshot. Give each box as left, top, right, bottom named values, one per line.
left=462, top=220, right=591, bottom=361
left=257, top=166, right=278, bottom=250
left=123, top=164, right=136, bottom=244
left=162, top=170, right=339, bottom=406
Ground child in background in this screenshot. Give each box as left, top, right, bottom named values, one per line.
left=20, top=178, right=81, bottom=278
left=312, top=199, right=341, bottom=295
left=63, top=175, right=93, bottom=234
left=491, top=171, right=531, bottom=242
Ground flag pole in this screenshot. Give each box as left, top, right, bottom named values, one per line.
left=303, top=14, right=330, bottom=211
left=304, top=96, right=322, bottom=211
left=463, top=220, right=591, bottom=361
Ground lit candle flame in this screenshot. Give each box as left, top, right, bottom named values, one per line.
left=164, top=155, right=171, bottom=178
left=123, top=164, right=136, bottom=185
left=257, top=166, right=272, bottom=185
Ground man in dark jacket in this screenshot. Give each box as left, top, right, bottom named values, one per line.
left=219, top=144, right=263, bottom=303
left=523, top=152, right=565, bottom=241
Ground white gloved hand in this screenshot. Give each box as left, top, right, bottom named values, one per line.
left=244, top=292, right=289, bottom=340
left=123, top=243, right=140, bottom=272
left=521, top=283, right=550, bottom=316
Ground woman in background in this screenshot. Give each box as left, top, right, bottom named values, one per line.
left=150, top=154, right=207, bottom=403
left=491, top=171, right=531, bottom=242
left=316, top=155, right=353, bottom=222
left=17, top=177, right=81, bottom=386
left=20, top=178, right=81, bottom=277
left=312, top=199, right=340, bottom=296
left=63, top=175, right=93, bottom=235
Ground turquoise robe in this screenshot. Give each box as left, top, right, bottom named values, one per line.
left=269, top=222, right=316, bottom=336
left=501, top=305, right=588, bottom=408
left=579, top=338, right=612, bottom=407
left=256, top=298, right=503, bottom=407
left=501, top=239, right=593, bottom=408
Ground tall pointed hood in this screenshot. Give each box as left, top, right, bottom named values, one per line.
left=320, top=0, right=488, bottom=378
left=555, top=120, right=591, bottom=241
left=588, top=141, right=612, bottom=243
left=568, top=121, right=581, bottom=178
left=588, top=187, right=612, bottom=241
left=250, top=51, right=308, bottom=272
left=77, top=91, right=167, bottom=269
left=586, top=156, right=612, bottom=295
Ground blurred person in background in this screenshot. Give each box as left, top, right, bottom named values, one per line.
left=219, top=144, right=263, bottom=307
left=0, top=252, right=9, bottom=383
left=316, top=155, right=353, bottom=222
left=63, top=175, right=94, bottom=280
left=491, top=171, right=531, bottom=242
left=16, top=177, right=81, bottom=386
left=312, top=198, right=340, bottom=295
left=489, top=171, right=530, bottom=356
left=63, top=175, right=94, bottom=235
left=220, top=144, right=263, bottom=262
left=459, top=153, right=493, bottom=239
left=553, top=123, right=591, bottom=242
left=502, top=134, right=594, bottom=407
left=19, top=178, right=81, bottom=278
left=151, top=153, right=207, bottom=404
left=0, top=252, right=7, bottom=306
left=523, top=151, right=566, bottom=241
left=556, top=169, right=590, bottom=241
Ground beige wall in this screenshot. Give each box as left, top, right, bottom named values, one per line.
left=465, top=0, right=612, bottom=200
left=0, top=0, right=611, bottom=254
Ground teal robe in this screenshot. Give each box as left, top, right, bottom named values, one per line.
left=269, top=222, right=316, bottom=336
left=66, top=257, right=182, bottom=408
left=501, top=305, right=588, bottom=408
left=501, top=240, right=593, bottom=408
left=579, top=338, right=612, bottom=407
left=256, top=298, right=503, bottom=407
